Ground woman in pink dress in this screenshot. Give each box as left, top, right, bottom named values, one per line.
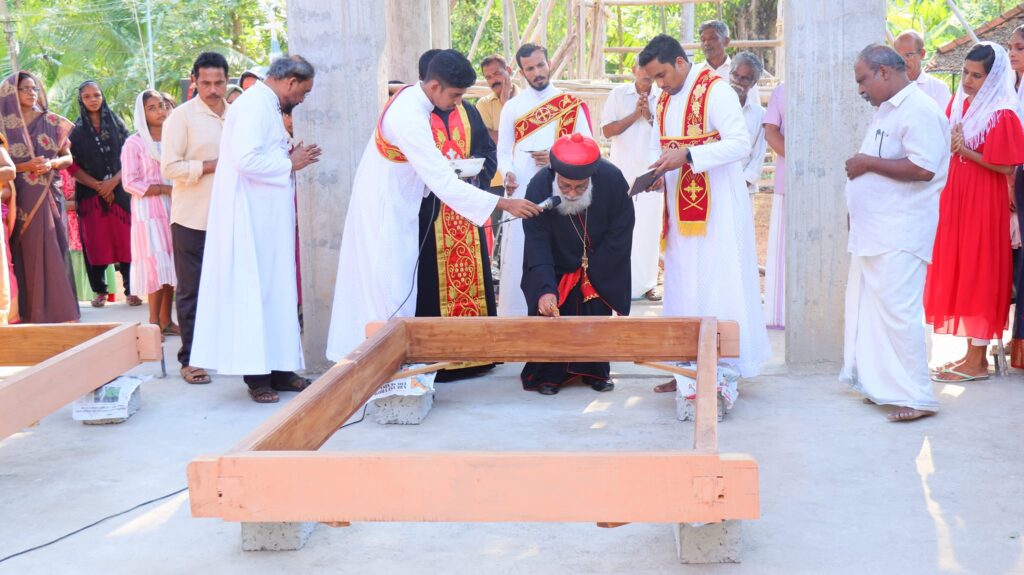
left=121, top=89, right=176, bottom=334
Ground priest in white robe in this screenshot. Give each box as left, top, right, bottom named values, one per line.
left=326, top=50, right=541, bottom=361
left=601, top=63, right=662, bottom=301
left=639, top=34, right=771, bottom=385
left=496, top=43, right=592, bottom=316
left=191, top=56, right=322, bottom=403
left=840, top=45, right=948, bottom=422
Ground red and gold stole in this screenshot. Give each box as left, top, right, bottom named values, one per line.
left=372, top=89, right=488, bottom=317
left=513, top=93, right=586, bottom=144
left=657, top=67, right=720, bottom=237
left=428, top=105, right=489, bottom=318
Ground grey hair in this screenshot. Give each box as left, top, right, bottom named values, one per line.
left=858, top=43, right=907, bottom=73
left=895, top=30, right=925, bottom=52
left=267, top=55, right=315, bottom=82
left=731, top=51, right=764, bottom=82
left=698, top=20, right=730, bottom=41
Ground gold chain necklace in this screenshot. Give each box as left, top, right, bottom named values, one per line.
left=567, top=208, right=590, bottom=270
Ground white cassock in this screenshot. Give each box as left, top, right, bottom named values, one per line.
left=602, top=82, right=662, bottom=299
left=650, top=66, right=771, bottom=377
left=191, top=81, right=299, bottom=375
left=496, top=84, right=592, bottom=316
left=840, top=84, right=948, bottom=411
left=325, top=84, right=498, bottom=361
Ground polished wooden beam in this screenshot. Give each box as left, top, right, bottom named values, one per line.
left=0, top=324, right=161, bottom=440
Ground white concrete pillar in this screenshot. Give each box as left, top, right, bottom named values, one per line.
left=783, top=0, right=886, bottom=364
left=385, top=0, right=432, bottom=83
left=287, top=1, right=387, bottom=371
left=431, top=0, right=451, bottom=49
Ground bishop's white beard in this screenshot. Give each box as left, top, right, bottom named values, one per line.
left=552, top=179, right=594, bottom=216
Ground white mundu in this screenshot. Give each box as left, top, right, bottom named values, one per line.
left=326, top=84, right=497, bottom=361
left=601, top=82, right=662, bottom=298
left=650, top=65, right=770, bottom=377
left=840, top=83, right=949, bottom=411
left=191, top=81, right=301, bottom=375
left=496, top=84, right=592, bottom=316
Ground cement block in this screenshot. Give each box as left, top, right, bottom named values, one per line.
left=675, top=391, right=726, bottom=422
left=674, top=520, right=742, bottom=564
left=373, top=392, right=434, bottom=424
left=241, top=522, right=315, bottom=551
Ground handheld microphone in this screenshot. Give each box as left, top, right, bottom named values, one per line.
left=538, top=196, right=562, bottom=211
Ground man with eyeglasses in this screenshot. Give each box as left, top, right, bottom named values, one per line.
left=520, top=134, right=634, bottom=396
left=729, top=51, right=767, bottom=197
left=893, top=30, right=952, bottom=109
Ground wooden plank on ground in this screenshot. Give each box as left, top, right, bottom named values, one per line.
left=232, top=321, right=408, bottom=453
left=188, top=451, right=759, bottom=524
left=0, top=323, right=144, bottom=440
left=693, top=318, right=719, bottom=453
left=0, top=323, right=117, bottom=366
left=404, top=317, right=739, bottom=363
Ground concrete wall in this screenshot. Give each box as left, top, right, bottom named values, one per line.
left=288, top=2, right=387, bottom=371
left=385, top=0, right=432, bottom=83
left=783, top=0, right=886, bottom=364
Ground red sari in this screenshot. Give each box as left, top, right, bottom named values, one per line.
left=924, top=103, right=1024, bottom=339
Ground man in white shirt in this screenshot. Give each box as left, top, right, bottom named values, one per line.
left=894, top=30, right=952, bottom=110
left=496, top=43, right=592, bottom=316
left=601, top=63, right=662, bottom=301
left=698, top=20, right=732, bottom=78
left=729, top=52, right=767, bottom=195
left=841, top=44, right=950, bottom=422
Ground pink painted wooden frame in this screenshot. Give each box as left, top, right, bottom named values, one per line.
left=188, top=317, right=759, bottom=526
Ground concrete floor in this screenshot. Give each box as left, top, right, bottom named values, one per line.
left=1, top=301, right=1022, bottom=575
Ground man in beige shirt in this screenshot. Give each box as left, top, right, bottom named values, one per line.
left=476, top=54, right=519, bottom=193
left=161, top=51, right=229, bottom=385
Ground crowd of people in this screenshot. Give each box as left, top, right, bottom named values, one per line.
left=3, top=19, right=1023, bottom=418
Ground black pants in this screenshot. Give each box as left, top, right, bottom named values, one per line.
left=81, top=240, right=131, bottom=296
left=86, top=262, right=131, bottom=296
left=172, top=223, right=205, bottom=366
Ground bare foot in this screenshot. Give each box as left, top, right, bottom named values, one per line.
left=653, top=380, right=676, bottom=393
left=887, top=407, right=935, bottom=422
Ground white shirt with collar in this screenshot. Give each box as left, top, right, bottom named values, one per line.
left=601, top=81, right=657, bottom=182
left=739, top=92, right=766, bottom=193
left=845, top=83, right=950, bottom=261
left=914, top=71, right=952, bottom=111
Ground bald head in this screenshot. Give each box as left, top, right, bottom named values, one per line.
left=893, top=30, right=926, bottom=80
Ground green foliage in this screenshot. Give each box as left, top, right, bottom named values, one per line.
left=0, top=0, right=285, bottom=127
left=887, top=0, right=1013, bottom=53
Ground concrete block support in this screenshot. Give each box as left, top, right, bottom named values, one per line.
left=675, top=390, right=725, bottom=422
left=241, top=522, right=316, bottom=551
left=374, top=393, right=434, bottom=425
left=674, top=521, right=742, bottom=564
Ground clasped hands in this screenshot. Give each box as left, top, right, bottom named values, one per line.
left=290, top=141, right=322, bottom=171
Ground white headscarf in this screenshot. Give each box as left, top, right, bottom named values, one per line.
left=132, top=90, right=161, bottom=161
left=949, top=41, right=1020, bottom=150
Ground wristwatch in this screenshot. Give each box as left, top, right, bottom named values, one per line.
left=685, top=149, right=693, bottom=165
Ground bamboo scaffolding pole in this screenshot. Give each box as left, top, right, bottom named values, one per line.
left=606, top=38, right=782, bottom=53
left=467, top=0, right=495, bottom=62
left=520, top=0, right=545, bottom=45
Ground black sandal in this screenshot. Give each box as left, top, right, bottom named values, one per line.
left=248, top=386, right=279, bottom=403
left=271, top=371, right=312, bottom=392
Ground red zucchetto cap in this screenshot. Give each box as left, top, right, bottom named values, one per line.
left=550, top=133, right=601, bottom=180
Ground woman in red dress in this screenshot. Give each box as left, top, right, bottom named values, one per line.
left=926, top=42, right=1024, bottom=382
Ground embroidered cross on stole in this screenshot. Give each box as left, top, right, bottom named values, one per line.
left=657, top=67, right=720, bottom=238
left=372, top=90, right=489, bottom=318
left=513, top=93, right=587, bottom=145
